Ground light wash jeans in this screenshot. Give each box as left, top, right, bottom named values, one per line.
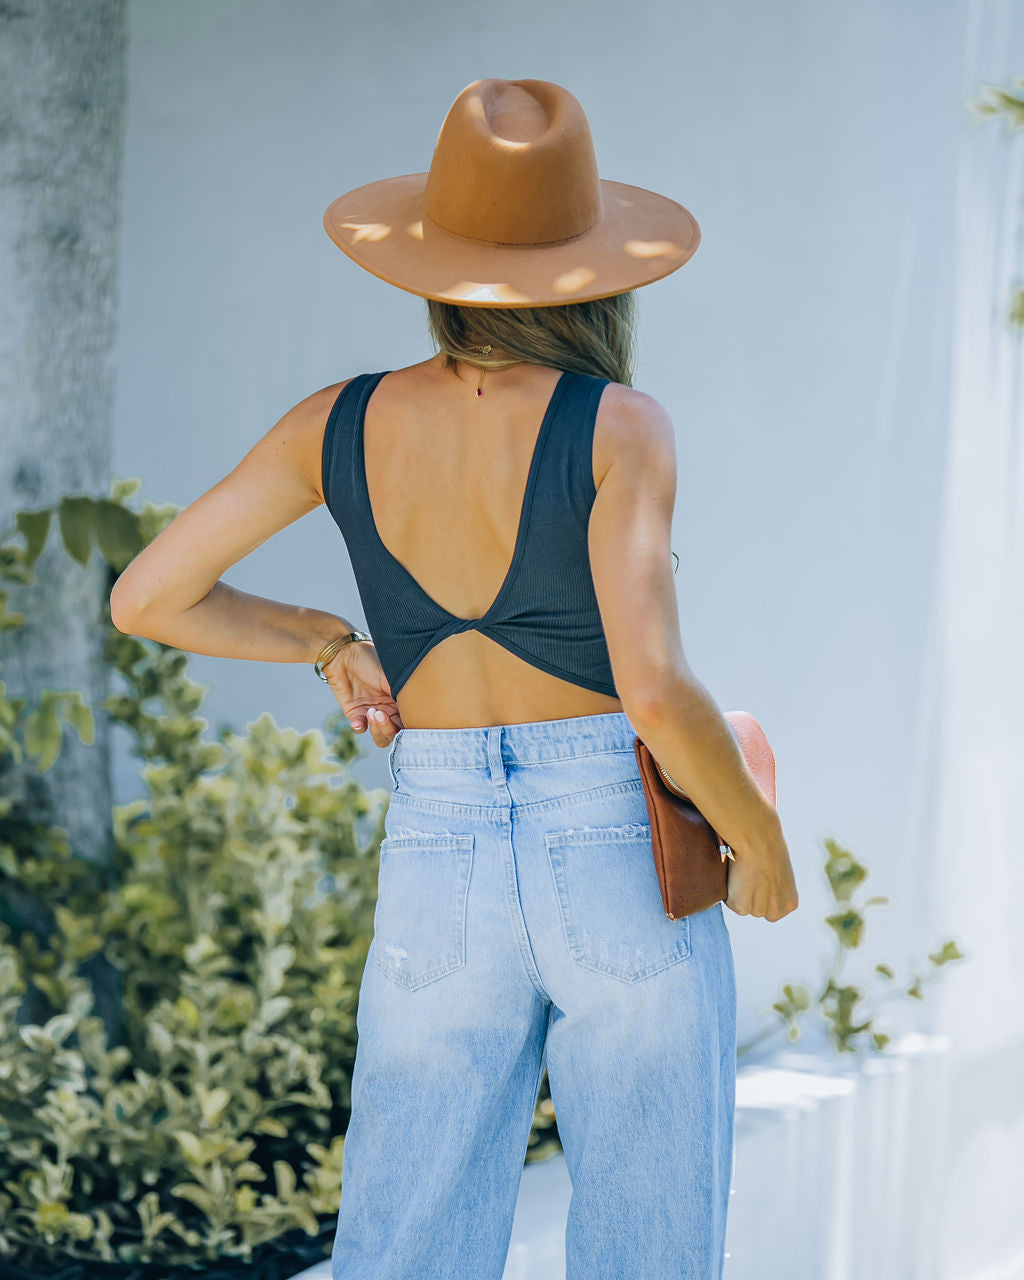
left=330, top=710, right=737, bottom=1280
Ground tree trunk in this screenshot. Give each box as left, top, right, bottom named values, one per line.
left=0, top=0, right=128, bottom=869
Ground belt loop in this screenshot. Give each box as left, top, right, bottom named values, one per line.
left=486, top=726, right=506, bottom=788
left=387, top=733, right=400, bottom=791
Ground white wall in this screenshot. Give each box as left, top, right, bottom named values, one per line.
left=926, top=3, right=1024, bottom=1273
left=112, top=3, right=1024, bottom=1274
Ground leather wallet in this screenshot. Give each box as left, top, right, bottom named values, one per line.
left=633, top=711, right=777, bottom=920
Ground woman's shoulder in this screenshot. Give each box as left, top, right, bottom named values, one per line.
left=274, top=375, right=368, bottom=505
left=592, top=380, right=675, bottom=490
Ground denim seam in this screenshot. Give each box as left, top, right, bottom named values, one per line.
left=385, top=775, right=645, bottom=819
left=395, top=745, right=636, bottom=770
left=501, top=814, right=551, bottom=1002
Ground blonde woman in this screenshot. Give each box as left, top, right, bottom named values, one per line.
left=111, top=78, right=797, bottom=1280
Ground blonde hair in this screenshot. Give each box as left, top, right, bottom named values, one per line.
left=424, top=292, right=639, bottom=387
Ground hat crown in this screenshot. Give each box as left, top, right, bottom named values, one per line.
left=423, top=79, right=603, bottom=248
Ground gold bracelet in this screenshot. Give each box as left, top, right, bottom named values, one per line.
left=313, top=630, right=374, bottom=681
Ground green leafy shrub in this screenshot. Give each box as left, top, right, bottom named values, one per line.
left=1, top=683, right=382, bottom=1269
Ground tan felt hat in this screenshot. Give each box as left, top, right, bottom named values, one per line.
left=323, top=78, right=701, bottom=308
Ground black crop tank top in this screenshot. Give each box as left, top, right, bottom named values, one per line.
left=321, top=368, right=619, bottom=702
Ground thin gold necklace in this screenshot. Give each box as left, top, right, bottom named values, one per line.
left=464, top=344, right=523, bottom=396
left=470, top=344, right=489, bottom=396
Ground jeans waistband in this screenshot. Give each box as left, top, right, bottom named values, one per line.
left=389, top=710, right=638, bottom=771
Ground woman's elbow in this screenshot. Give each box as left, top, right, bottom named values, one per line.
left=109, top=578, right=147, bottom=634
left=618, top=666, right=696, bottom=732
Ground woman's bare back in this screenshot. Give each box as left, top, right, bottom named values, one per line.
left=348, top=353, right=625, bottom=729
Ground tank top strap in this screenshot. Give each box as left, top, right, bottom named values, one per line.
left=538, top=369, right=611, bottom=524
left=321, top=370, right=390, bottom=522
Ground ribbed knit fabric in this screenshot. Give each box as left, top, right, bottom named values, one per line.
left=321, top=368, right=619, bottom=701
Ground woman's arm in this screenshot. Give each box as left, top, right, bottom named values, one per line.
left=109, top=380, right=357, bottom=666
left=588, top=385, right=797, bottom=921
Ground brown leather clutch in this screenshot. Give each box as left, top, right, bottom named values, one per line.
left=633, top=711, right=777, bottom=920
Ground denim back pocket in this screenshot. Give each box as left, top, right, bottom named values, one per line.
left=373, top=832, right=474, bottom=990
left=544, top=822, right=691, bottom=983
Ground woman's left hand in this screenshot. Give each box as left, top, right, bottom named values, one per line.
left=321, top=641, right=403, bottom=747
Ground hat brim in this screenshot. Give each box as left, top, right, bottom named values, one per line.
left=323, top=173, right=700, bottom=307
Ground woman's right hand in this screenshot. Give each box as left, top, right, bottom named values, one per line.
left=724, top=823, right=799, bottom=921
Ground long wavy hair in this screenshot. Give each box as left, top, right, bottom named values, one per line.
left=423, top=291, right=639, bottom=387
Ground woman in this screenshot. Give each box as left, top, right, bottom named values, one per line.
left=110, top=78, right=797, bottom=1280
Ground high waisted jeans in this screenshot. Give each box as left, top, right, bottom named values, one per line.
left=330, top=711, right=737, bottom=1280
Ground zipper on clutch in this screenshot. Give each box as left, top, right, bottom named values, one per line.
left=657, top=761, right=687, bottom=796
